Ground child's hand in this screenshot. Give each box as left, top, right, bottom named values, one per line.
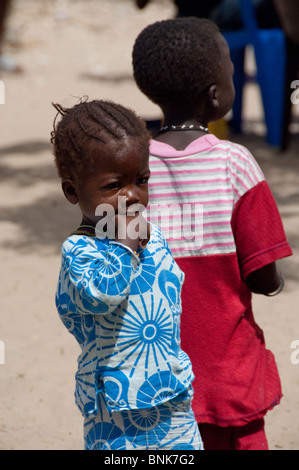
left=115, top=210, right=149, bottom=252
left=139, top=220, right=151, bottom=249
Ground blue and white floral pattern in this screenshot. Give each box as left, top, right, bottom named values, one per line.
left=56, top=224, right=202, bottom=449
left=83, top=387, right=202, bottom=450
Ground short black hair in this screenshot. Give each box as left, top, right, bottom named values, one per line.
left=132, top=17, right=222, bottom=108
left=51, top=99, right=150, bottom=179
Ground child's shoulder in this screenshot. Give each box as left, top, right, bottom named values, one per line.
left=150, top=134, right=254, bottom=161
left=141, top=223, right=169, bottom=253
left=208, top=137, right=265, bottom=173
left=206, top=135, right=255, bottom=159
left=61, top=229, right=168, bottom=254
left=148, top=223, right=166, bottom=244
left=61, top=233, right=108, bottom=254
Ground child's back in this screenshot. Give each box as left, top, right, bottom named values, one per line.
left=133, top=17, right=292, bottom=450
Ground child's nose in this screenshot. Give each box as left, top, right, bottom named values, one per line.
left=124, top=185, right=140, bottom=205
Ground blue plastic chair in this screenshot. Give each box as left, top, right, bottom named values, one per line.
left=223, top=0, right=286, bottom=146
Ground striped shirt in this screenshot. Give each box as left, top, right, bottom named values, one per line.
left=148, top=134, right=292, bottom=425
left=147, top=134, right=264, bottom=257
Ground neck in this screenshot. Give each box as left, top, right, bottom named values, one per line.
left=158, top=123, right=209, bottom=134
left=80, top=218, right=95, bottom=228
left=164, top=118, right=208, bottom=127
left=161, top=106, right=209, bottom=128
left=154, top=122, right=209, bottom=151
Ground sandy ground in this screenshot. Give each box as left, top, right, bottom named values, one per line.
left=0, top=0, right=298, bottom=451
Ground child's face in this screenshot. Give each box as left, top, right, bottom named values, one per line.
left=68, top=139, right=150, bottom=227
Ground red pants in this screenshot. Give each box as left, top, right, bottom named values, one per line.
left=199, top=419, right=268, bottom=450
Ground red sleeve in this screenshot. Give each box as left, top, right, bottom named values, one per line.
left=231, top=180, right=292, bottom=280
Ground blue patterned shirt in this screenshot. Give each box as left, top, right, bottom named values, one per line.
left=56, top=224, right=194, bottom=417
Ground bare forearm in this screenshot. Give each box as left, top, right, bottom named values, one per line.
left=246, top=262, right=283, bottom=295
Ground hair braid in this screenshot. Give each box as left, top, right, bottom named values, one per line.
left=88, top=101, right=122, bottom=139
left=51, top=99, right=150, bottom=179
left=98, top=100, right=140, bottom=134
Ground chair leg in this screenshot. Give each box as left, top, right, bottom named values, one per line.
left=229, top=48, right=246, bottom=133
left=254, top=30, right=286, bottom=146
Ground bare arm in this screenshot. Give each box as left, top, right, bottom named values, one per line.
left=246, top=261, right=284, bottom=296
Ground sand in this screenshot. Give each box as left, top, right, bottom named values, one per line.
left=0, top=0, right=298, bottom=450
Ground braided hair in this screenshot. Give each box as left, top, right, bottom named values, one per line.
left=132, top=17, right=222, bottom=109
left=51, top=98, right=150, bottom=179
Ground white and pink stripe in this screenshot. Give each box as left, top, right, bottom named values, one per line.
left=147, top=135, right=265, bottom=258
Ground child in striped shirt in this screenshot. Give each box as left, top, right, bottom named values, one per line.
left=132, top=17, right=292, bottom=450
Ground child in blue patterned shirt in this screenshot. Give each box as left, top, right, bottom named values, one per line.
left=51, top=99, right=203, bottom=450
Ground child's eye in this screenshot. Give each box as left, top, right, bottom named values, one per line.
left=104, top=181, right=120, bottom=190
left=137, top=176, right=149, bottom=185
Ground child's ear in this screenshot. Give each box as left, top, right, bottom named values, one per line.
left=207, top=85, right=219, bottom=112
left=62, top=179, right=78, bottom=204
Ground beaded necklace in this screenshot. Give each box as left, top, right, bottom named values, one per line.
left=158, top=123, right=209, bottom=134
